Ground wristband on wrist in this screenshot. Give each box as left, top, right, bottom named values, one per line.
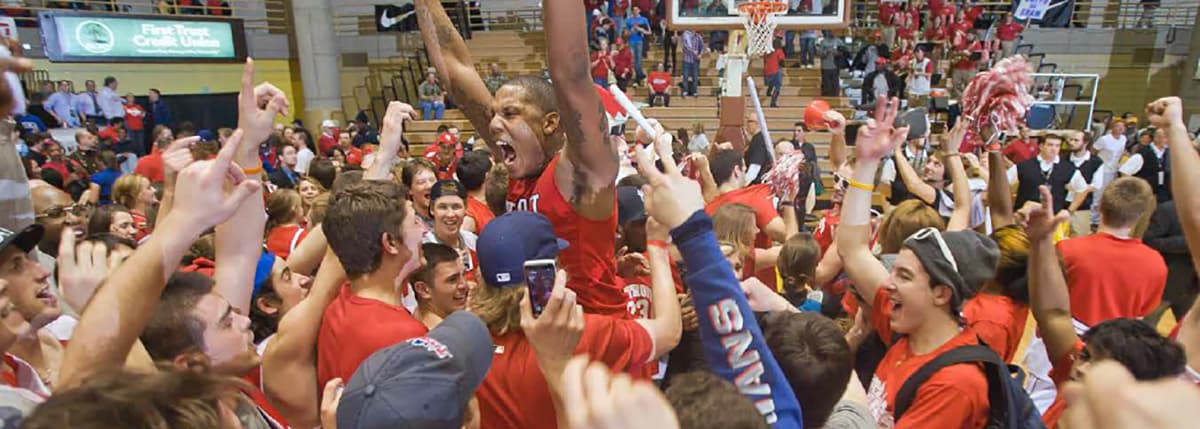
left=848, top=179, right=875, bottom=192
left=242, top=164, right=264, bottom=175
left=779, top=200, right=795, bottom=207
left=647, top=239, right=671, bottom=249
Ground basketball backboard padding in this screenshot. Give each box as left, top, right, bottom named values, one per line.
left=666, top=0, right=851, bottom=30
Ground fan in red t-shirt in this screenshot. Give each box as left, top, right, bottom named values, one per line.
left=646, top=63, right=672, bottom=107
left=1022, top=184, right=1187, bottom=428
left=335, top=130, right=363, bottom=166
left=424, top=131, right=462, bottom=180
left=590, top=40, right=614, bottom=87
left=995, top=13, right=1025, bottom=59
left=837, top=104, right=994, bottom=428
left=316, top=178, right=430, bottom=394
left=1057, top=177, right=1167, bottom=329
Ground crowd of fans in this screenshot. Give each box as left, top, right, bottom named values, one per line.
left=0, top=1, right=1199, bottom=429
left=583, top=0, right=1029, bottom=110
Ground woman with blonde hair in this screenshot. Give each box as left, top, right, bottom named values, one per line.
left=713, top=203, right=781, bottom=280
left=110, top=173, right=158, bottom=241
left=264, top=189, right=308, bottom=260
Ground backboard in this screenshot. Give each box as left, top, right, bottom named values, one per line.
left=665, top=0, right=851, bottom=30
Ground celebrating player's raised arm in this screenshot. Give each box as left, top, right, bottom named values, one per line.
left=544, top=0, right=619, bottom=220
left=416, top=0, right=497, bottom=148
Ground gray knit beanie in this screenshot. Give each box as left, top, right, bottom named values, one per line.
left=902, top=228, right=999, bottom=313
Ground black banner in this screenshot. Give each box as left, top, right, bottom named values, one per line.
left=375, top=2, right=417, bottom=32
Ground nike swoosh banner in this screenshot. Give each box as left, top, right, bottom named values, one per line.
left=375, top=3, right=418, bottom=32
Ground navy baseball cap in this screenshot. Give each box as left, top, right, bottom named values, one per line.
left=197, top=129, right=216, bottom=142
left=476, top=212, right=568, bottom=288
left=617, top=186, right=647, bottom=225
left=0, top=225, right=43, bottom=254
left=337, top=311, right=494, bottom=429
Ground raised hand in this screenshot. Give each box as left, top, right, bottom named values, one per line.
left=635, top=122, right=703, bottom=230
left=944, top=117, right=971, bottom=156
left=368, top=101, right=418, bottom=180
left=238, top=58, right=290, bottom=155
left=1145, top=96, right=1183, bottom=130
left=379, top=101, right=418, bottom=153
left=855, top=97, right=907, bottom=162
left=520, top=269, right=584, bottom=391
left=162, top=136, right=199, bottom=177
left=824, top=109, right=847, bottom=136
left=1023, top=185, right=1069, bottom=243
left=559, top=355, right=680, bottom=429
left=56, top=229, right=125, bottom=313
left=170, top=129, right=263, bottom=231
left=616, top=247, right=650, bottom=279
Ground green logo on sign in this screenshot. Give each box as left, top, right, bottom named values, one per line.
left=75, top=20, right=114, bottom=54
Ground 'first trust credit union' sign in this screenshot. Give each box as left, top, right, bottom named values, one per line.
left=62, top=17, right=233, bottom=57
left=39, top=11, right=247, bottom=62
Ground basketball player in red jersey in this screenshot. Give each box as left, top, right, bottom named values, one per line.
left=417, top=0, right=629, bottom=316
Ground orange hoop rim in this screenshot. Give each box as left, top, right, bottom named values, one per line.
left=736, top=1, right=789, bottom=23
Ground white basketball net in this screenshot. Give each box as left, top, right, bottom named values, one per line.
left=736, top=2, right=787, bottom=57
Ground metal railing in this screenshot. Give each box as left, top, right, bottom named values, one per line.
left=1, top=0, right=288, bottom=33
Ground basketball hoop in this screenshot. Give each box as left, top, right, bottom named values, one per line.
left=735, top=1, right=788, bottom=57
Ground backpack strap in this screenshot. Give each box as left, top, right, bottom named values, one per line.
left=893, top=344, right=1005, bottom=422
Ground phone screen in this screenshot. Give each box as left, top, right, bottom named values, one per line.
left=524, top=263, right=556, bottom=318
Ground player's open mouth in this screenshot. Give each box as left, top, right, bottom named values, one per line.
left=497, top=140, right=517, bottom=165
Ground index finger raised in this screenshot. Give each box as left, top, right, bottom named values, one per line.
left=239, top=58, right=256, bottom=111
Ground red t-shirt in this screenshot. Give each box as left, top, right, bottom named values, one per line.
left=647, top=71, right=672, bottom=93
left=763, top=49, right=785, bottom=76
left=963, top=293, right=1029, bottom=362
left=317, top=284, right=429, bottom=392
left=955, top=41, right=982, bottom=70
left=612, top=0, right=629, bottom=15
left=879, top=3, right=899, bottom=25
left=996, top=22, right=1025, bottom=41
left=591, top=51, right=610, bottom=79
left=477, top=314, right=654, bottom=429
left=344, top=147, right=363, bottom=166
left=318, top=132, right=338, bottom=156
left=124, top=104, right=146, bottom=131
left=265, top=225, right=308, bottom=261
left=130, top=210, right=151, bottom=242
left=705, top=184, right=781, bottom=288
left=1057, top=233, right=1167, bottom=328
left=505, top=155, right=628, bottom=316
left=134, top=152, right=165, bottom=183
left=928, top=0, right=946, bottom=17
left=613, top=48, right=634, bottom=77
left=465, top=197, right=494, bottom=234
left=868, top=288, right=991, bottom=429
left=1001, top=139, right=1040, bottom=164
